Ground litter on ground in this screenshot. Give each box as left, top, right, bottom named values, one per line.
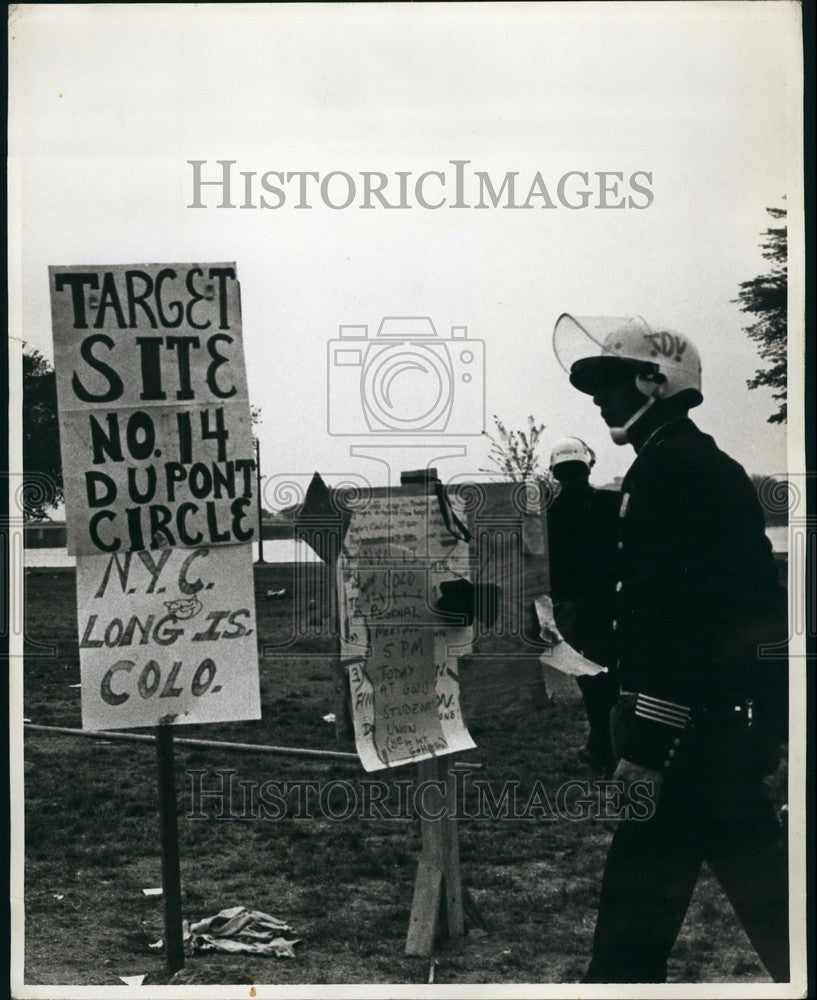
left=150, top=905, right=301, bottom=958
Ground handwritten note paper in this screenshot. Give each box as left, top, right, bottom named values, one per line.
left=339, top=493, right=475, bottom=771
left=533, top=594, right=607, bottom=677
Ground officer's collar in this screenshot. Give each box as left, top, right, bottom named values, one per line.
left=623, top=417, right=699, bottom=482
left=638, top=416, right=694, bottom=451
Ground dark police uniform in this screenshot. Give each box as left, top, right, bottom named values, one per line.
left=547, top=478, right=620, bottom=771
left=584, top=416, right=789, bottom=983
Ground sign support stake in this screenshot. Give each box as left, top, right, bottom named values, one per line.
left=255, top=436, right=266, bottom=563
left=155, top=725, right=184, bottom=976
left=405, top=757, right=470, bottom=957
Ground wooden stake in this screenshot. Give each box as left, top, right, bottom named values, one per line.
left=406, top=859, right=444, bottom=957
left=155, top=725, right=184, bottom=976
left=405, top=757, right=465, bottom=956
left=441, top=763, right=464, bottom=937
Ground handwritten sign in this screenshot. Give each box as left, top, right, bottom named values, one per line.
left=50, top=263, right=254, bottom=556
left=49, top=261, right=261, bottom=729
left=76, top=544, right=261, bottom=730
left=338, top=493, right=475, bottom=771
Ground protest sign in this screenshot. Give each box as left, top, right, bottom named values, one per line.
left=49, top=261, right=261, bottom=731
left=75, top=543, right=261, bottom=730
left=338, top=492, right=475, bottom=771
left=49, top=263, right=254, bottom=557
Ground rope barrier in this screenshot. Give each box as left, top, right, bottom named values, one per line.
left=24, top=723, right=361, bottom=763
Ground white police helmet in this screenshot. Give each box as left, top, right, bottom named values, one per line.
left=553, top=314, right=702, bottom=443
left=549, top=436, right=595, bottom=470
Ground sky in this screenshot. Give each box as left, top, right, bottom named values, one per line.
left=9, top=2, right=803, bottom=503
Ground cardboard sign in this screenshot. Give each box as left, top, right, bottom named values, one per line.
left=454, top=480, right=552, bottom=721
left=49, top=263, right=254, bottom=556
left=76, top=544, right=261, bottom=730
left=338, top=492, right=475, bottom=771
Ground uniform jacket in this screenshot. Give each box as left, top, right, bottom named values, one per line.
left=614, top=417, right=787, bottom=770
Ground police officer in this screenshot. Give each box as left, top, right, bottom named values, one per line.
left=547, top=436, right=619, bottom=773
left=553, top=314, right=789, bottom=983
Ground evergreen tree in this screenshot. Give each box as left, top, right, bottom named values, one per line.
left=734, top=205, right=787, bottom=423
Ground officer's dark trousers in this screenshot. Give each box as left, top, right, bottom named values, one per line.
left=576, top=672, right=618, bottom=768
left=583, top=707, right=789, bottom=983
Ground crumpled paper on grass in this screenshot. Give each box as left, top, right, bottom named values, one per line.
left=150, top=905, right=301, bottom=958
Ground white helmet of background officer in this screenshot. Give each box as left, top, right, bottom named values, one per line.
left=552, top=314, right=703, bottom=444
left=549, top=436, right=596, bottom=471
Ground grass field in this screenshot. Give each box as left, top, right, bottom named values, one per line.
left=21, top=563, right=784, bottom=987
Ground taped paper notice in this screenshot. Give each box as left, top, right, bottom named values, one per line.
left=339, top=492, right=475, bottom=771
left=533, top=595, right=607, bottom=677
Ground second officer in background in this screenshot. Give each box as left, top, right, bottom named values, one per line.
left=547, top=437, right=619, bottom=774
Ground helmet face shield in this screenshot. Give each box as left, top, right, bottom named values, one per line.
left=552, top=314, right=651, bottom=378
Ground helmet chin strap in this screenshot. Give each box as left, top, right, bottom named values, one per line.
left=609, top=395, right=655, bottom=445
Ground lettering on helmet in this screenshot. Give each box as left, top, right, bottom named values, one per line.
left=643, top=332, right=687, bottom=360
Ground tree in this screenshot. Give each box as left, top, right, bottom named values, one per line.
left=734, top=205, right=787, bottom=423
left=482, top=415, right=556, bottom=494
left=22, top=348, right=64, bottom=519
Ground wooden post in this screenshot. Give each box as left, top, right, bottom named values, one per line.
left=325, top=467, right=478, bottom=956
left=405, top=757, right=465, bottom=956
left=255, top=436, right=266, bottom=563
left=155, top=725, right=184, bottom=975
